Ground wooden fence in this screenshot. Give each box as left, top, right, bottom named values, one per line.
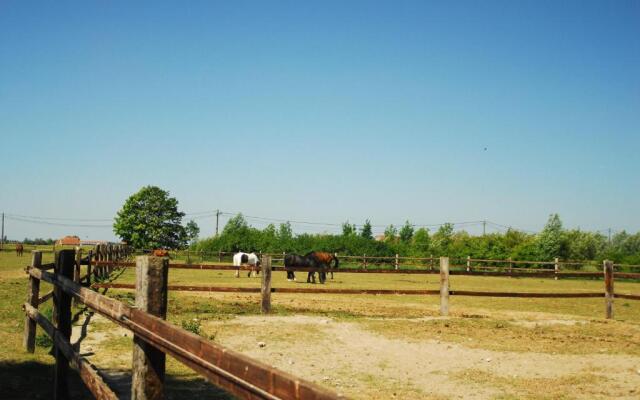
left=23, top=250, right=343, bottom=400
left=90, top=257, right=639, bottom=320
left=136, top=249, right=640, bottom=273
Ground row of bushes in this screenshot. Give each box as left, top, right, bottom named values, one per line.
left=192, top=214, right=640, bottom=265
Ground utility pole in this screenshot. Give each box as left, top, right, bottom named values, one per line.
left=1, top=212, right=4, bottom=250
left=482, top=220, right=486, bottom=236
left=215, top=209, right=220, bottom=236
left=608, top=228, right=612, bottom=245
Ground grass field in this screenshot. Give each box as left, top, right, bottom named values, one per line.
left=1, top=247, right=640, bottom=399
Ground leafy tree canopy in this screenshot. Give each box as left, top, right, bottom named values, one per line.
left=113, top=186, right=187, bottom=249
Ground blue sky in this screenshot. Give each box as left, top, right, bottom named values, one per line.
left=1, top=1, right=639, bottom=241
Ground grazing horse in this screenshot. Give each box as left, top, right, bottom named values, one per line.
left=307, top=251, right=339, bottom=280
left=16, top=243, right=24, bottom=257
left=284, top=254, right=308, bottom=281
left=284, top=252, right=338, bottom=284
left=233, top=252, right=261, bottom=278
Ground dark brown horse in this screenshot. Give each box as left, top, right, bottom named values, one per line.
left=306, top=251, right=339, bottom=281
left=16, top=243, right=24, bottom=257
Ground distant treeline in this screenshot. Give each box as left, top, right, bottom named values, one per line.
left=6, top=237, right=56, bottom=245
left=193, top=214, right=640, bottom=265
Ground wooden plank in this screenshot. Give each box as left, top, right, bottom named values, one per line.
left=37, top=290, right=54, bottom=306
left=440, top=257, right=449, bottom=316
left=23, top=303, right=118, bottom=400
left=617, top=293, right=640, bottom=300
left=89, top=283, right=611, bottom=298
left=604, top=260, right=614, bottom=319
left=36, top=265, right=343, bottom=399
left=132, top=256, right=169, bottom=400
left=261, top=256, right=272, bottom=314
left=23, top=250, right=42, bottom=353
left=54, top=249, right=75, bottom=400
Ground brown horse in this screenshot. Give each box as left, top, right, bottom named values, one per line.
left=16, top=243, right=24, bottom=257
left=152, top=249, right=169, bottom=257
left=305, top=251, right=339, bottom=282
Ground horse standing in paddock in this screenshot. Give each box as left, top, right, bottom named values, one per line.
left=284, top=254, right=307, bottom=281
left=284, top=252, right=338, bottom=284
left=233, top=252, right=261, bottom=278
left=16, top=243, right=24, bottom=257
left=307, top=251, right=339, bottom=280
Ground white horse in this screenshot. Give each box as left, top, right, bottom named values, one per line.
left=233, top=252, right=261, bottom=278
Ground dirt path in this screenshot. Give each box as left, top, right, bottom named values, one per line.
left=205, top=315, right=640, bottom=399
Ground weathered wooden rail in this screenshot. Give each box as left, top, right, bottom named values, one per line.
left=90, top=258, right=637, bottom=319
left=24, top=250, right=343, bottom=400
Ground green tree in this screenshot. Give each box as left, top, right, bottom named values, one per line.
left=360, top=219, right=373, bottom=240
left=185, top=220, right=200, bottom=244
left=412, top=228, right=430, bottom=256
left=432, top=223, right=454, bottom=255
left=537, top=214, right=565, bottom=260
left=399, top=220, right=414, bottom=243
left=113, top=186, right=187, bottom=249
left=383, top=224, right=397, bottom=243
left=342, top=221, right=357, bottom=236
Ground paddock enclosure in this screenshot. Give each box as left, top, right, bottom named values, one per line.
left=2, top=247, right=640, bottom=399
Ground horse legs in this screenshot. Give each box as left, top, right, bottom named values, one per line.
left=235, top=267, right=240, bottom=278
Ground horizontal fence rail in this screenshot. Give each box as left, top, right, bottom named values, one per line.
left=90, top=283, right=618, bottom=298
left=90, top=260, right=640, bottom=280
left=25, top=261, right=343, bottom=400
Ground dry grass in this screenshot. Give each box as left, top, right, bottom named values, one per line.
left=2, top=249, right=640, bottom=399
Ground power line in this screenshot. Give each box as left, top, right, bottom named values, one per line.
left=5, top=215, right=113, bottom=228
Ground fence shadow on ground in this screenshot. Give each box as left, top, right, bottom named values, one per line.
left=0, top=360, right=234, bottom=400
left=100, top=368, right=235, bottom=400
left=0, top=360, right=92, bottom=399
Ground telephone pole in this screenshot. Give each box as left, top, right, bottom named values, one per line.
left=215, top=209, right=220, bottom=236
left=608, top=228, right=612, bottom=245
left=482, top=220, right=486, bottom=236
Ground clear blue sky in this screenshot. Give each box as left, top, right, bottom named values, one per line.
left=1, top=0, right=639, bottom=241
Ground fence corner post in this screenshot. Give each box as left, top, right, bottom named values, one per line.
left=395, top=254, right=399, bottom=270
left=261, top=256, right=272, bottom=314
left=440, top=256, right=450, bottom=316
left=604, top=260, right=614, bottom=319
left=53, top=249, right=75, bottom=400
left=466, top=255, right=471, bottom=272
left=132, top=256, right=168, bottom=400
left=23, top=250, right=42, bottom=353
left=554, top=257, right=559, bottom=280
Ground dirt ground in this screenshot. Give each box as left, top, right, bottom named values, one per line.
left=73, top=310, right=640, bottom=400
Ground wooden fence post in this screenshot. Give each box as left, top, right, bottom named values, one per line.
left=53, top=250, right=75, bottom=400
left=440, top=257, right=450, bottom=316
left=554, top=257, right=559, bottom=280
left=23, top=250, right=42, bottom=353
left=604, top=260, right=614, bottom=319
left=395, top=254, right=399, bottom=270
left=261, top=256, right=272, bottom=314
left=430, top=254, right=434, bottom=271
left=466, top=255, right=471, bottom=272
left=74, top=247, right=82, bottom=306
left=508, top=257, right=513, bottom=275
left=132, top=256, right=168, bottom=400
left=363, top=254, right=367, bottom=269
left=86, top=250, right=93, bottom=287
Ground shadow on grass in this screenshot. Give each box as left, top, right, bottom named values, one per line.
left=0, top=361, right=235, bottom=400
